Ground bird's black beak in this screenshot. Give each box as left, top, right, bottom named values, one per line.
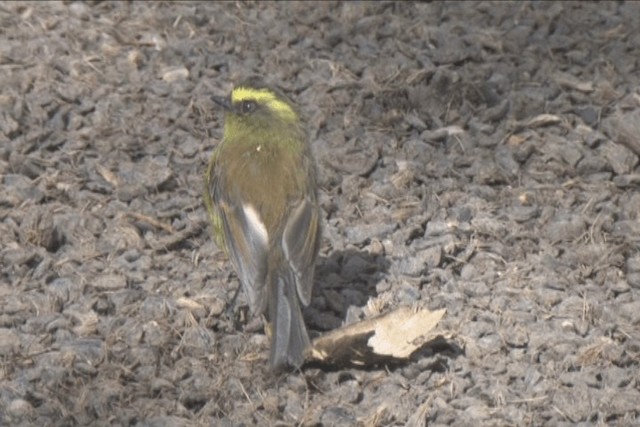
left=212, top=95, right=232, bottom=111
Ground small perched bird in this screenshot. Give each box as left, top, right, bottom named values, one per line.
left=204, top=77, right=321, bottom=371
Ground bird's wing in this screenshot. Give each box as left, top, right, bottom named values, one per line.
left=207, top=163, right=269, bottom=313
left=203, top=153, right=226, bottom=250
left=282, top=197, right=321, bottom=306
left=218, top=199, right=270, bottom=313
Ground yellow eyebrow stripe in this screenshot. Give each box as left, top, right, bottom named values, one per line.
left=231, top=87, right=297, bottom=120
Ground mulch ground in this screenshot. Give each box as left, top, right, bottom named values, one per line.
left=1, top=2, right=639, bottom=425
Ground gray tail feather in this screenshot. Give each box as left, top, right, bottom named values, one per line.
left=269, top=268, right=310, bottom=371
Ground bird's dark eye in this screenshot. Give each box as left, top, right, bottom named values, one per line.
left=240, top=100, right=257, bottom=114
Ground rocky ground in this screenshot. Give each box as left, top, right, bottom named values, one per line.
left=1, top=1, right=639, bottom=426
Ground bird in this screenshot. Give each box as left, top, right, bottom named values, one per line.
left=204, top=76, right=321, bottom=371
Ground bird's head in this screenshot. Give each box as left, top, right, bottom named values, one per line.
left=213, top=77, right=301, bottom=140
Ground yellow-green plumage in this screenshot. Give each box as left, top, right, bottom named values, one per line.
left=203, top=150, right=225, bottom=250
left=204, top=77, right=321, bottom=371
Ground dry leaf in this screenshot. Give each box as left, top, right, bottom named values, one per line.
left=96, top=164, right=119, bottom=187
left=507, top=134, right=528, bottom=146
left=309, top=306, right=447, bottom=367
left=554, top=72, right=594, bottom=93
left=525, top=114, right=562, bottom=128
left=368, top=307, right=446, bottom=358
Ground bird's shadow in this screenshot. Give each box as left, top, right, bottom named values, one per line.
left=305, top=248, right=391, bottom=333
left=305, top=249, right=463, bottom=372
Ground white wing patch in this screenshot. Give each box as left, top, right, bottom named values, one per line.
left=243, top=204, right=269, bottom=246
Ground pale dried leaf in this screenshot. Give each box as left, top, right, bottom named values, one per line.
left=525, top=114, right=562, bottom=128
left=368, top=307, right=446, bottom=358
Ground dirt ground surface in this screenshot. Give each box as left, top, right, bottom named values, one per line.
left=1, top=1, right=640, bottom=426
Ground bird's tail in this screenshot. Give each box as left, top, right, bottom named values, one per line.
left=268, top=265, right=311, bottom=371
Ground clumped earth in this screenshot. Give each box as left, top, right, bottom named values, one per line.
left=1, top=1, right=639, bottom=425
